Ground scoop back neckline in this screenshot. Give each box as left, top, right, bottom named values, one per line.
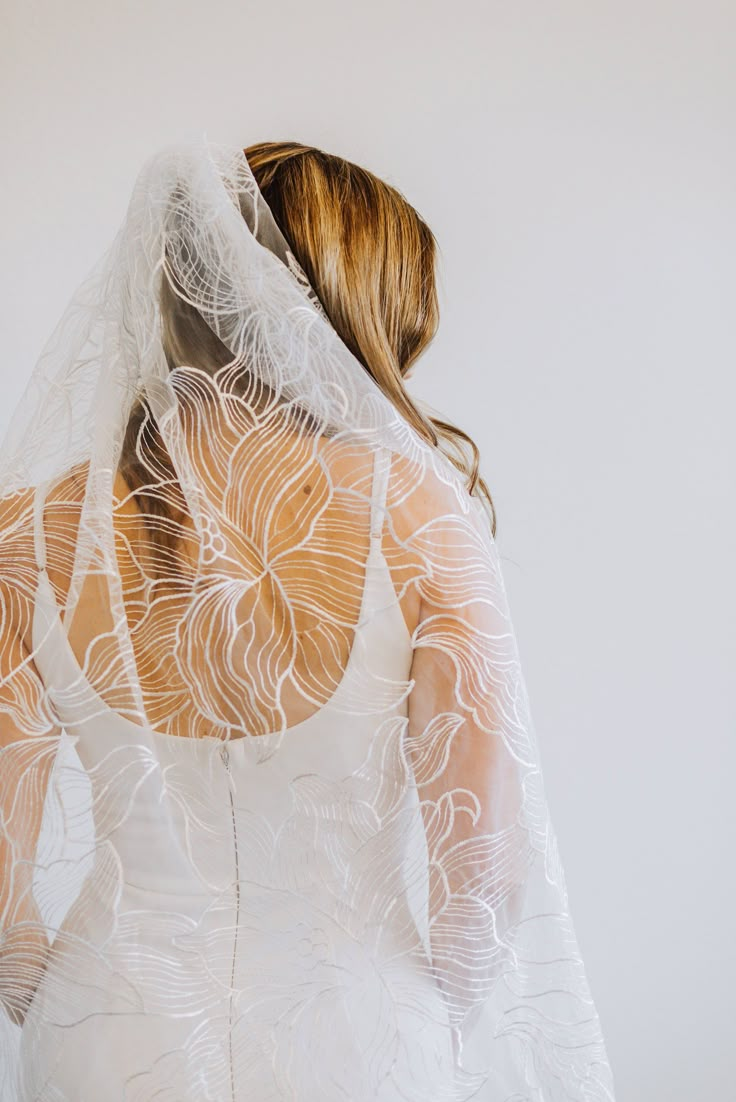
left=33, top=540, right=404, bottom=748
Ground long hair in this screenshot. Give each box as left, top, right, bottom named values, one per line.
left=119, top=141, right=496, bottom=562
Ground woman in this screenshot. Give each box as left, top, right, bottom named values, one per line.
left=0, top=139, right=616, bottom=1100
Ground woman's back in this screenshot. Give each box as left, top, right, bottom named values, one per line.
left=24, top=435, right=420, bottom=741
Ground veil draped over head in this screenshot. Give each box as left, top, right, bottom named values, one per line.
left=0, top=139, right=616, bottom=1100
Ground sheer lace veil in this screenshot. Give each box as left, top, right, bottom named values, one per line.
left=0, top=137, right=615, bottom=1100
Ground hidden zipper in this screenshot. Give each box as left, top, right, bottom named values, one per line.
left=220, top=740, right=240, bottom=1101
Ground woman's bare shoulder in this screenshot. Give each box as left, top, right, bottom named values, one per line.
left=387, top=449, right=471, bottom=539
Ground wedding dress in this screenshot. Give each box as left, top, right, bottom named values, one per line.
left=0, top=138, right=617, bottom=1100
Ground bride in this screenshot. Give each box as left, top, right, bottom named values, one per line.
left=0, top=138, right=616, bottom=1100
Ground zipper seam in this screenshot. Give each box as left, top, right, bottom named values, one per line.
left=220, top=741, right=240, bottom=1102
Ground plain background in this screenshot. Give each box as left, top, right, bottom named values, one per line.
left=1, top=2, right=734, bottom=1097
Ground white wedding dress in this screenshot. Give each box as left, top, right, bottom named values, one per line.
left=21, top=448, right=459, bottom=1101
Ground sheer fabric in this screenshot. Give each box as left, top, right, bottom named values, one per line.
left=0, top=139, right=616, bottom=1100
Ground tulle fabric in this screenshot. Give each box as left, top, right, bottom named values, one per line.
left=0, top=138, right=616, bottom=1100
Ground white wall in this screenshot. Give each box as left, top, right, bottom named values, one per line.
left=2, top=2, right=734, bottom=1096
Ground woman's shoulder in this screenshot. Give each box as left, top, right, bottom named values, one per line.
left=386, top=448, right=478, bottom=540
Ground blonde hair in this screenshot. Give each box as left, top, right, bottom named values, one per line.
left=243, top=142, right=496, bottom=535
left=120, top=141, right=496, bottom=558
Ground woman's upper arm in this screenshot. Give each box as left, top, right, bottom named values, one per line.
left=0, top=574, right=62, bottom=910
left=399, top=468, right=532, bottom=1024
left=0, top=490, right=62, bottom=1024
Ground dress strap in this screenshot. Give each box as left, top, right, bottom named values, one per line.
left=33, top=478, right=49, bottom=573
left=369, top=447, right=391, bottom=547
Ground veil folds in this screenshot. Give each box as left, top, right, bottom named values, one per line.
left=0, top=138, right=616, bottom=1100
